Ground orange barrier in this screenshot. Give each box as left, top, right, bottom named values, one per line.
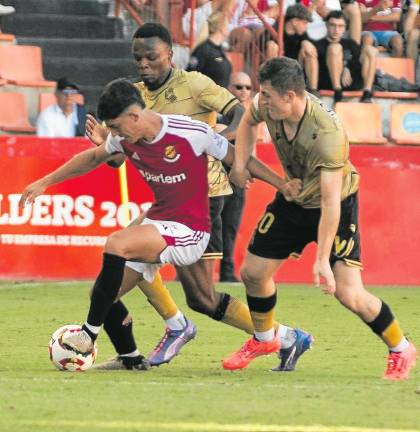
left=1, top=137, right=420, bottom=285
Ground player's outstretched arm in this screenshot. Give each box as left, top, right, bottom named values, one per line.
left=19, top=145, right=112, bottom=208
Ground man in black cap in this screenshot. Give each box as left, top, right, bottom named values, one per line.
left=36, top=77, right=86, bottom=137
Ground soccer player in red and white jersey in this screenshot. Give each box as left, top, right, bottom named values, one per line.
left=19, top=78, right=298, bottom=354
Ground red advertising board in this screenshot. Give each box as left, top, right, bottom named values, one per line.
left=1, top=136, right=420, bottom=284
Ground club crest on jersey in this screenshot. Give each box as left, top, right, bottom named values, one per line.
left=164, top=88, right=177, bottom=103
left=164, top=145, right=180, bottom=163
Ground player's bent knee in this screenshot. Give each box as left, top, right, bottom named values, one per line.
left=240, top=266, right=263, bottom=287
left=185, top=295, right=216, bottom=316
left=104, top=232, right=131, bottom=258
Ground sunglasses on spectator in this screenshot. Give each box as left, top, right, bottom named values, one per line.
left=233, top=84, right=252, bottom=90
left=60, top=89, right=79, bottom=95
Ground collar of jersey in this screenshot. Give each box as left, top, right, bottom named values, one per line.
left=144, top=115, right=168, bottom=144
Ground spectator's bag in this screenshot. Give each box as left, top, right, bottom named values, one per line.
left=373, top=70, right=420, bottom=93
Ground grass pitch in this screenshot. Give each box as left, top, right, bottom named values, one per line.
left=0, top=281, right=419, bottom=432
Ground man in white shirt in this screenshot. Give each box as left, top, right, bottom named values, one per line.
left=36, top=77, right=86, bottom=138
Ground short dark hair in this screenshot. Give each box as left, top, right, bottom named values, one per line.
left=285, top=4, right=312, bottom=22
left=97, top=78, right=146, bottom=121
left=258, top=57, right=306, bottom=96
left=325, top=10, right=346, bottom=23
left=132, top=22, right=172, bottom=47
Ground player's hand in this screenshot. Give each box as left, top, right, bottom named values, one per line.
left=341, top=68, right=353, bottom=88
left=313, top=259, right=336, bottom=295
left=85, top=114, right=108, bottom=147
left=229, top=165, right=251, bottom=188
left=19, top=179, right=48, bottom=208
left=280, top=178, right=302, bottom=201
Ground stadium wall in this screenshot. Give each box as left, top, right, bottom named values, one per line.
left=1, top=136, right=419, bottom=285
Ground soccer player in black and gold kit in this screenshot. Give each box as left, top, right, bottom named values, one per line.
left=94, top=24, right=312, bottom=371
left=224, top=56, right=417, bottom=380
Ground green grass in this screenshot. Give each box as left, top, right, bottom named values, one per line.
left=0, top=281, right=419, bottom=432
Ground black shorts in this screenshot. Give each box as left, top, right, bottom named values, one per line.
left=202, top=196, right=224, bottom=259
left=248, top=192, right=362, bottom=268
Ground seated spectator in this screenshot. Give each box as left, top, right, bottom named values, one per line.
left=229, top=0, right=280, bottom=59
left=400, top=0, right=419, bottom=61
left=358, top=0, right=404, bottom=57
left=182, top=0, right=213, bottom=40
left=0, top=3, right=15, bottom=15
left=182, top=0, right=237, bottom=43
left=262, top=4, right=319, bottom=93
left=306, top=0, right=362, bottom=44
left=186, top=11, right=232, bottom=88
left=36, top=77, right=86, bottom=138
left=316, top=10, right=377, bottom=102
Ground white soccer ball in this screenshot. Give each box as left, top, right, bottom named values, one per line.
left=48, top=324, right=98, bottom=371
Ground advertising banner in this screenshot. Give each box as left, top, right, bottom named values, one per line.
left=1, top=137, right=420, bottom=284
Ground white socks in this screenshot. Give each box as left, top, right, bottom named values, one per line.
left=165, top=310, right=187, bottom=330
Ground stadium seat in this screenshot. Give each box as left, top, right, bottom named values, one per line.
left=0, top=45, right=55, bottom=87
left=334, top=102, right=387, bottom=144
left=38, top=92, right=85, bottom=113
left=375, top=57, right=415, bottom=83
left=226, top=52, right=245, bottom=73
left=0, top=33, right=16, bottom=45
left=0, top=92, right=36, bottom=134
left=389, top=104, right=420, bottom=145
left=38, top=92, right=57, bottom=113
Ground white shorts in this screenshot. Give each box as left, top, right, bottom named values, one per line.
left=125, top=218, right=210, bottom=282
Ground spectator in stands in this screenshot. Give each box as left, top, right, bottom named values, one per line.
left=186, top=11, right=232, bottom=88
left=0, top=3, right=15, bottom=15
left=262, top=4, right=319, bottom=94
left=358, top=0, right=404, bottom=57
left=305, top=0, right=362, bottom=44
left=229, top=0, right=280, bottom=61
left=218, top=72, right=253, bottom=283
left=316, top=10, right=377, bottom=102
left=36, top=77, right=86, bottom=138
left=182, top=0, right=237, bottom=45
left=400, top=0, right=419, bottom=61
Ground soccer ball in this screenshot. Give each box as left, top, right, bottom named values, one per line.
left=48, top=324, right=98, bottom=371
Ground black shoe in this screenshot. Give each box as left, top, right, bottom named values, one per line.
left=333, top=88, right=343, bottom=103
left=360, top=90, right=373, bottom=103
left=92, top=354, right=151, bottom=371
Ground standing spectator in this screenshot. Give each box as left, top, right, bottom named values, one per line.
left=219, top=72, right=253, bottom=283
left=359, top=0, right=404, bottom=57
left=316, top=10, right=377, bottom=102
left=186, top=11, right=232, bottom=88
left=36, top=77, right=86, bottom=138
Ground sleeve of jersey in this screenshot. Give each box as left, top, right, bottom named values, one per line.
left=315, top=129, right=349, bottom=170
left=104, top=133, right=124, bottom=155
left=188, top=125, right=229, bottom=160
left=188, top=71, right=238, bottom=115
